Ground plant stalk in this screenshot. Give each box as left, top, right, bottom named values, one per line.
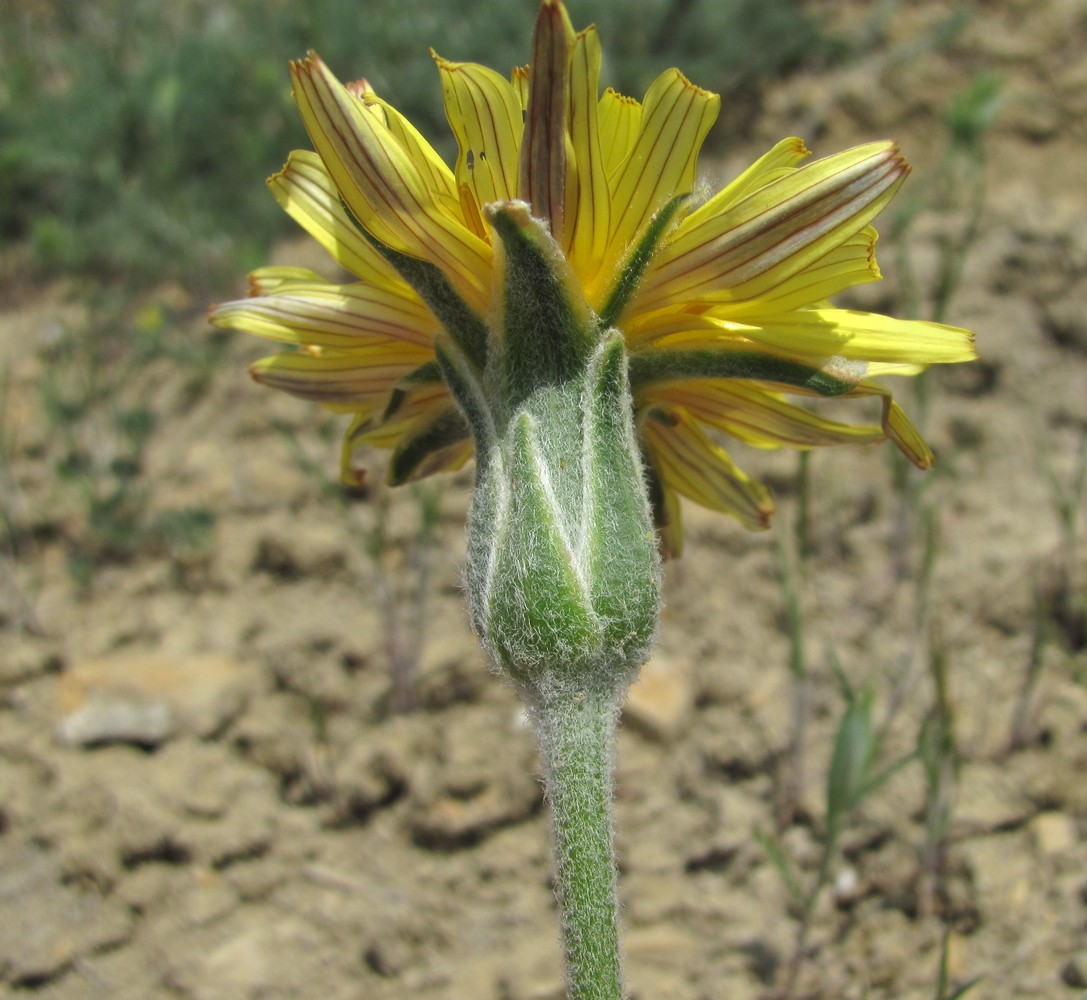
left=529, top=682, right=624, bottom=1000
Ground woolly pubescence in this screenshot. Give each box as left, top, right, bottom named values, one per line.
left=434, top=200, right=661, bottom=697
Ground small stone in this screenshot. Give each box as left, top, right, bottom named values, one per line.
left=56, top=691, right=174, bottom=747
left=622, top=655, right=694, bottom=742
left=834, top=865, right=861, bottom=904
left=1029, top=811, right=1077, bottom=857
left=56, top=652, right=261, bottom=747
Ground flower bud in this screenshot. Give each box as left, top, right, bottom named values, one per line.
left=437, top=202, right=660, bottom=693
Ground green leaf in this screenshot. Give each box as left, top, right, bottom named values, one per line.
left=826, top=689, right=875, bottom=824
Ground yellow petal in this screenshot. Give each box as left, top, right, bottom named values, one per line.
left=355, top=380, right=455, bottom=448
left=606, top=69, right=720, bottom=258
left=648, top=466, right=685, bottom=559
left=267, top=151, right=403, bottom=285
left=862, top=361, right=928, bottom=377
left=642, top=379, right=886, bottom=450
left=735, top=308, right=978, bottom=365
left=849, top=382, right=935, bottom=469
left=433, top=54, right=523, bottom=208
left=210, top=280, right=439, bottom=351
left=884, top=397, right=933, bottom=469
left=393, top=434, right=474, bottom=482
left=245, top=266, right=328, bottom=296
left=290, top=53, right=492, bottom=312
left=629, top=308, right=977, bottom=366
left=564, top=27, right=610, bottom=278
left=639, top=404, right=773, bottom=530
left=639, top=142, right=906, bottom=309
left=511, top=65, right=530, bottom=112
left=458, top=182, right=488, bottom=240
left=705, top=227, right=881, bottom=318
left=358, top=90, right=464, bottom=222
left=597, top=88, right=641, bottom=180
left=683, top=136, right=811, bottom=229
left=250, top=348, right=424, bottom=411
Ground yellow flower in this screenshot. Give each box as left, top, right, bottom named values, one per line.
left=210, top=0, right=975, bottom=556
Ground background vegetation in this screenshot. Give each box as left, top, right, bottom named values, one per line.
left=0, top=0, right=835, bottom=290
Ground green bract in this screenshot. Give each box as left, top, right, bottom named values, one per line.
left=439, top=202, right=659, bottom=690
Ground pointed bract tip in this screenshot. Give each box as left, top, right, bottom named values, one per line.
left=483, top=199, right=534, bottom=228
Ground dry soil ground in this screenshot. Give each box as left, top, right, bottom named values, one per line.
left=2, top=1, right=1086, bottom=998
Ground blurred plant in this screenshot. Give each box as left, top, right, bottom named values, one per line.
left=362, top=478, right=444, bottom=714
left=933, top=929, right=983, bottom=1000
left=760, top=660, right=914, bottom=999
left=859, top=70, right=1001, bottom=969
left=0, top=0, right=832, bottom=292
left=884, top=71, right=1001, bottom=566
left=31, top=299, right=219, bottom=586
left=766, top=67, right=999, bottom=863
left=0, top=364, right=46, bottom=634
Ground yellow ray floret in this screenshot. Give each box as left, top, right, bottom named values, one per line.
left=211, top=0, right=977, bottom=550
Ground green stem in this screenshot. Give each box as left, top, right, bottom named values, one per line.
left=529, top=682, right=624, bottom=1000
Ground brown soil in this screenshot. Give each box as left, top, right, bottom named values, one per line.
left=2, top=2, right=1085, bottom=998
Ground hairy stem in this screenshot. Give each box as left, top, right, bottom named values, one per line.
left=530, top=682, right=624, bottom=1000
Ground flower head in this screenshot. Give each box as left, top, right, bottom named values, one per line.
left=211, top=0, right=975, bottom=557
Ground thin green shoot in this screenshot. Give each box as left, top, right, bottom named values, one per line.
left=764, top=659, right=914, bottom=1000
